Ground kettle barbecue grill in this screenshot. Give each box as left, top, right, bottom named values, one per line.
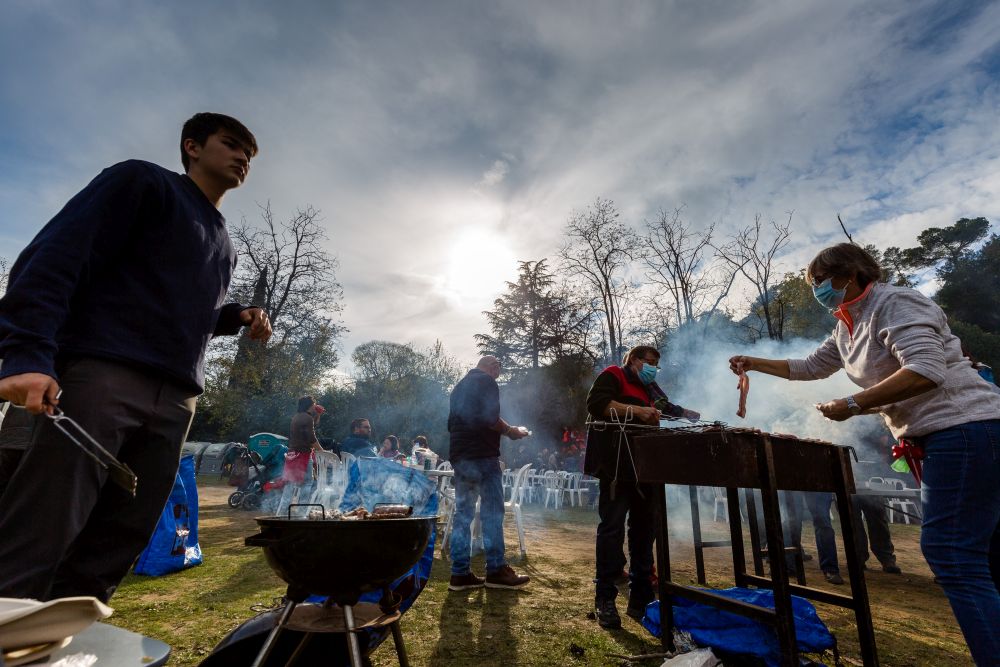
left=244, top=504, right=436, bottom=667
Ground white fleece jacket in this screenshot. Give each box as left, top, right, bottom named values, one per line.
left=787, top=282, right=1000, bottom=438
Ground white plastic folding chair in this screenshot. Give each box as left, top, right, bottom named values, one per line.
left=310, top=451, right=345, bottom=510
left=713, top=487, right=728, bottom=522
left=504, top=463, right=531, bottom=559
left=887, top=479, right=919, bottom=524
left=542, top=471, right=565, bottom=509
left=564, top=472, right=585, bottom=507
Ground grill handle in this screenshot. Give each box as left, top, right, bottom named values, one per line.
left=244, top=532, right=279, bottom=547
left=287, top=503, right=327, bottom=519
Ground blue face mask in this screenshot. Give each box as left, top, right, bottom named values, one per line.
left=638, top=363, right=658, bottom=385
left=812, top=278, right=849, bottom=310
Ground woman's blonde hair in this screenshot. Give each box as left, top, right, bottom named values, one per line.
left=806, top=243, right=883, bottom=287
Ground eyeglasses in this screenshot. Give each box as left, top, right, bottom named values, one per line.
left=810, top=274, right=830, bottom=288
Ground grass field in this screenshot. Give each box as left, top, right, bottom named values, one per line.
left=105, top=480, right=973, bottom=666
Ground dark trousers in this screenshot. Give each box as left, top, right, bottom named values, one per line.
left=595, top=479, right=656, bottom=601
left=0, top=448, right=26, bottom=499
left=851, top=495, right=897, bottom=566
left=0, top=358, right=196, bottom=602
left=804, top=492, right=841, bottom=575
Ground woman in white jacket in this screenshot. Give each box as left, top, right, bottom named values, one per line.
left=730, top=243, right=1000, bottom=665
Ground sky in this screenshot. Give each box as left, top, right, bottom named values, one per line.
left=2, top=0, right=1000, bottom=372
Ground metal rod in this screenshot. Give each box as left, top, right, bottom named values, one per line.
left=252, top=600, right=297, bottom=667
left=836, top=450, right=880, bottom=667
left=726, top=487, right=748, bottom=587
left=688, top=485, right=707, bottom=585
left=654, top=484, right=674, bottom=653
left=389, top=621, right=410, bottom=667
left=757, top=436, right=797, bottom=667
left=342, top=604, right=364, bottom=667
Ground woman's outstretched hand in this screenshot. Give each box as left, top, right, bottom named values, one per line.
left=729, top=355, right=753, bottom=375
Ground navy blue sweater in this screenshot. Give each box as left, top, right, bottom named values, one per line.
left=0, top=160, right=246, bottom=393
left=447, top=368, right=502, bottom=461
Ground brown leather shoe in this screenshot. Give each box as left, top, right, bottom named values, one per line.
left=448, top=572, right=485, bottom=591
left=485, top=565, right=530, bottom=589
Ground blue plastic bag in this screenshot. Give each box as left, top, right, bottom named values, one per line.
left=642, top=587, right=835, bottom=667
left=133, top=454, right=202, bottom=576
left=338, top=456, right=437, bottom=516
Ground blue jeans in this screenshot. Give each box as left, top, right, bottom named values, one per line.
left=450, top=457, right=506, bottom=576
left=804, top=492, right=840, bottom=575
left=919, top=419, right=1000, bottom=665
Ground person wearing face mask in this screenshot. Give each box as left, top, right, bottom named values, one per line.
left=585, top=345, right=700, bottom=629
left=728, top=242, right=1000, bottom=665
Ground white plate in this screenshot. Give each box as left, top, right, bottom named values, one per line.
left=2, top=636, right=72, bottom=666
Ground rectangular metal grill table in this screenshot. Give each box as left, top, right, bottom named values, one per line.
left=614, top=424, right=878, bottom=666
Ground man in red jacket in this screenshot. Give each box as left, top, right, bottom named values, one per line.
left=585, top=346, right=699, bottom=629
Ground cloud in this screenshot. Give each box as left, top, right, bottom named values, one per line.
left=479, top=159, right=510, bottom=187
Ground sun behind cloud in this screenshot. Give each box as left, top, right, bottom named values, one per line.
left=439, top=227, right=518, bottom=309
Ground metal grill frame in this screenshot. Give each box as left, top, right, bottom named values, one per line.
left=622, top=426, right=879, bottom=667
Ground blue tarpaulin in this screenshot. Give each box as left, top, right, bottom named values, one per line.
left=134, top=454, right=202, bottom=576
left=641, top=587, right=835, bottom=667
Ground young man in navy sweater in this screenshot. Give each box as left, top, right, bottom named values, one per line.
left=0, top=113, right=272, bottom=602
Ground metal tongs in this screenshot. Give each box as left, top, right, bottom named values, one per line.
left=45, top=406, right=138, bottom=497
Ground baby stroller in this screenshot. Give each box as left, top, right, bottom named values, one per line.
left=223, top=444, right=283, bottom=511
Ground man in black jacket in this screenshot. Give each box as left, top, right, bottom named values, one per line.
left=586, top=345, right=699, bottom=628
left=447, top=356, right=530, bottom=590
left=0, top=113, right=271, bottom=602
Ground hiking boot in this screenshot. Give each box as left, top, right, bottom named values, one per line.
left=823, top=571, right=845, bottom=585
left=881, top=563, right=902, bottom=575
left=485, top=565, right=530, bottom=589
left=626, top=594, right=654, bottom=621
left=595, top=597, right=621, bottom=629
left=448, top=572, right=485, bottom=591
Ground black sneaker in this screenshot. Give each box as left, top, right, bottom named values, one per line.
left=595, top=597, right=621, bottom=629
left=823, top=571, right=845, bottom=585
left=448, top=572, right=485, bottom=591
left=881, top=563, right=902, bottom=574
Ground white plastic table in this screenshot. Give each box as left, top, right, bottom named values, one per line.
left=39, top=622, right=170, bottom=666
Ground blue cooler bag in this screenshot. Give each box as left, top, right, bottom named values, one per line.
left=134, top=454, right=202, bottom=576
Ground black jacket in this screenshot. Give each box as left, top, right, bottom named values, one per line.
left=447, top=368, right=501, bottom=461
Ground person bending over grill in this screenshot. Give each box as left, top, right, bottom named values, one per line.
left=586, top=345, right=700, bottom=629
left=729, top=242, right=1000, bottom=665
left=446, top=356, right=530, bottom=591
left=0, top=113, right=271, bottom=603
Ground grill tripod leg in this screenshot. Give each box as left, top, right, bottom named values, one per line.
left=251, top=601, right=297, bottom=667
left=343, top=604, right=365, bottom=667
left=390, top=620, right=410, bottom=667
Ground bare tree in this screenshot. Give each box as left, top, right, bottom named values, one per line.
left=716, top=214, right=793, bottom=341
left=558, top=198, right=641, bottom=364
left=0, top=257, right=9, bottom=296
left=641, top=208, right=742, bottom=334
left=225, top=203, right=345, bottom=392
